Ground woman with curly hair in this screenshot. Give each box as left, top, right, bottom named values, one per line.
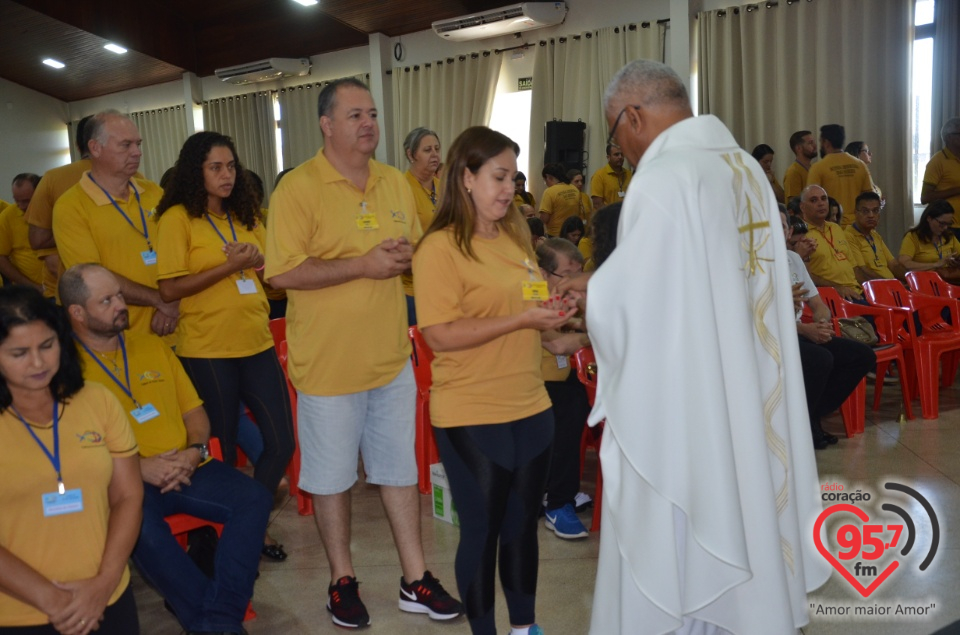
left=155, top=131, right=294, bottom=560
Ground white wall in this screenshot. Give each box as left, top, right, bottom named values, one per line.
left=0, top=78, right=69, bottom=200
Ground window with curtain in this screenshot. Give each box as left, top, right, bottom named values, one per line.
left=528, top=23, right=666, bottom=203
left=697, top=0, right=912, bottom=240
left=130, top=105, right=189, bottom=183
left=203, top=92, right=279, bottom=202
left=390, top=51, right=502, bottom=168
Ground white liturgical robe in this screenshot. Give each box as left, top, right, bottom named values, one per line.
left=586, top=115, right=831, bottom=635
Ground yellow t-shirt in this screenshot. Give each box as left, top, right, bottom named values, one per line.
left=578, top=236, right=593, bottom=262
left=413, top=228, right=552, bottom=427
left=589, top=164, right=632, bottom=206
left=783, top=161, right=809, bottom=202
left=0, top=204, right=43, bottom=285
left=0, top=382, right=139, bottom=626
left=805, top=221, right=862, bottom=290
left=402, top=170, right=439, bottom=296
left=540, top=183, right=581, bottom=236
left=922, top=148, right=960, bottom=225
left=899, top=231, right=960, bottom=264
left=258, top=207, right=286, bottom=302
left=513, top=192, right=536, bottom=210
left=805, top=153, right=875, bottom=227
left=77, top=332, right=204, bottom=457
left=577, top=191, right=593, bottom=221
left=265, top=149, right=421, bottom=396
left=156, top=206, right=272, bottom=358
left=53, top=173, right=163, bottom=336
left=845, top=225, right=895, bottom=279
left=540, top=347, right=571, bottom=382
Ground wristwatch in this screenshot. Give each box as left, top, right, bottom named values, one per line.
left=188, top=442, right=210, bottom=461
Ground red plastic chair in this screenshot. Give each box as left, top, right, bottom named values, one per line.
left=164, top=438, right=256, bottom=622
left=818, top=287, right=914, bottom=421
left=408, top=326, right=440, bottom=496
left=571, top=346, right=603, bottom=532
left=276, top=340, right=314, bottom=516
left=863, top=279, right=960, bottom=419
left=268, top=317, right=286, bottom=349
left=905, top=271, right=960, bottom=382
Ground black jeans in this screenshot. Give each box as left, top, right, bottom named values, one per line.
left=544, top=374, right=591, bottom=510
left=797, top=335, right=876, bottom=436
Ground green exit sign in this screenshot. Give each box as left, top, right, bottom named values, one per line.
left=518, top=77, right=533, bottom=91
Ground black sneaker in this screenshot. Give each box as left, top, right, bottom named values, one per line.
left=398, top=570, right=463, bottom=620
left=327, top=576, right=370, bottom=628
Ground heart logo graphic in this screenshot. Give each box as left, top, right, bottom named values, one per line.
left=813, top=504, right=900, bottom=598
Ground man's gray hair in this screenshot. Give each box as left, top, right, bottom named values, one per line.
left=59, top=263, right=109, bottom=310
left=402, top=127, right=440, bottom=163
left=603, top=59, right=690, bottom=113
left=800, top=184, right=827, bottom=202
left=317, top=77, right=370, bottom=120
left=85, top=109, right=130, bottom=147
left=941, top=118, right=960, bottom=144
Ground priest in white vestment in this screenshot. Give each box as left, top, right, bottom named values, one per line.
left=576, top=60, right=831, bottom=634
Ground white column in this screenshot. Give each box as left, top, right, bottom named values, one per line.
left=368, top=32, right=394, bottom=164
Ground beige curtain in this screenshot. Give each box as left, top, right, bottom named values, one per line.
left=931, top=0, right=960, bottom=152
left=203, top=92, right=279, bottom=201
left=67, top=120, right=81, bottom=163
left=391, top=51, right=502, bottom=168
left=130, top=105, right=190, bottom=183
left=698, top=0, right=913, bottom=240
left=528, top=23, right=665, bottom=203
left=277, top=74, right=368, bottom=171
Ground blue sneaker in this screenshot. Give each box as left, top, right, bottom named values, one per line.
left=544, top=503, right=588, bottom=539
left=529, top=625, right=544, bottom=635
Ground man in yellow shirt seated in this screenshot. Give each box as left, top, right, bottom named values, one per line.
left=844, top=191, right=907, bottom=284
left=800, top=185, right=864, bottom=302
left=61, top=263, right=271, bottom=635
left=590, top=144, right=632, bottom=209
left=0, top=173, right=44, bottom=290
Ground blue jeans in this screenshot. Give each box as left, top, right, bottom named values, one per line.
left=131, top=458, right=272, bottom=632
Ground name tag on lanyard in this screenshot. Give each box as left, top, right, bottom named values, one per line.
left=236, top=278, right=258, bottom=295
left=42, top=489, right=84, bottom=517
left=522, top=281, right=549, bottom=301
left=131, top=403, right=160, bottom=424
left=141, top=250, right=157, bottom=266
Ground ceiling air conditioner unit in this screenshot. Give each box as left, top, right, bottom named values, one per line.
left=433, top=2, right=567, bottom=42
left=215, top=58, right=311, bottom=85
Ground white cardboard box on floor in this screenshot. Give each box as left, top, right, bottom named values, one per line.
left=430, top=463, right=459, bottom=526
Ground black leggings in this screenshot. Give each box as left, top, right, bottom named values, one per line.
left=180, top=348, right=295, bottom=495
left=433, top=410, right=554, bottom=635
left=0, top=584, right=138, bottom=635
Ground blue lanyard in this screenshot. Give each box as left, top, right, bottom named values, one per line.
left=13, top=401, right=64, bottom=494
left=853, top=224, right=878, bottom=257
left=87, top=174, right=154, bottom=252
left=205, top=212, right=239, bottom=244
left=935, top=238, right=943, bottom=259
left=75, top=335, right=141, bottom=409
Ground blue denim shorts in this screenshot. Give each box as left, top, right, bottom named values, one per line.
left=296, top=362, right=417, bottom=495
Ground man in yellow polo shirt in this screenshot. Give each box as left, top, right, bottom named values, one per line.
left=783, top=130, right=817, bottom=202
left=590, top=144, right=632, bottom=209
left=800, top=185, right=864, bottom=301
left=52, top=110, right=179, bottom=337
left=806, top=124, right=874, bottom=227
left=921, top=118, right=960, bottom=235
left=265, top=78, right=461, bottom=629
left=61, top=263, right=271, bottom=635
left=844, top=191, right=907, bottom=284
left=0, top=173, right=43, bottom=290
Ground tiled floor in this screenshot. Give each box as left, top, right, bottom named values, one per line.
left=135, top=385, right=960, bottom=634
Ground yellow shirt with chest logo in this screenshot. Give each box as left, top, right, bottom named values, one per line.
left=413, top=228, right=551, bottom=427
left=77, top=332, right=204, bottom=457
left=806, top=221, right=862, bottom=290
left=265, top=149, right=421, bottom=395
left=402, top=170, right=439, bottom=296
left=844, top=225, right=896, bottom=279
left=899, top=231, right=960, bottom=264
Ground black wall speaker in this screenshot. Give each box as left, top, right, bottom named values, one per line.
left=543, top=120, right=586, bottom=173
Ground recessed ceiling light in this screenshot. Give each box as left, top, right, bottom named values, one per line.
left=43, top=58, right=65, bottom=69
left=292, top=0, right=318, bottom=5
left=104, top=43, right=128, bottom=54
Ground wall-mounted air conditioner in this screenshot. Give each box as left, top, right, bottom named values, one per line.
left=432, top=2, right=567, bottom=42
left=214, top=58, right=311, bottom=85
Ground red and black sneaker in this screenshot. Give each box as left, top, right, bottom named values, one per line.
left=398, top=570, right=463, bottom=620
left=327, top=576, right=370, bottom=629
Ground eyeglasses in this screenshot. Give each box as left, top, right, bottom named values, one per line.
left=606, top=104, right=642, bottom=149
left=932, top=218, right=953, bottom=227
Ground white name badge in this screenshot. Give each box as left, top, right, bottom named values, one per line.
left=556, top=355, right=569, bottom=369
left=236, top=278, right=258, bottom=295
left=141, top=250, right=157, bottom=266
left=131, top=403, right=160, bottom=423
left=617, top=191, right=626, bottom=198
left=42, top=488, right=84, bottom=517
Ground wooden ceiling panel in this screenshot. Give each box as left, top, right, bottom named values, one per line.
left=311, top=0, right=515, bottom=37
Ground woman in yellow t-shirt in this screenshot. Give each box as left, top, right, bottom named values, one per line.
left=155, top=132, right=294, bottom=559
left=413, top=127, right=576, bottom=635
left=0, top=286, right=142, bottom=634
left=898, top=200, right=960, bottom=283
left=401, top=127, right=441, bottom=325
left=751, top=144, right=785, bottom=204
left=566, top=168, right=593, bottom=222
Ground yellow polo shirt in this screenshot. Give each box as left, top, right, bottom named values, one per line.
left=589, top=164, right=632, bottom=206
left=899, top=231, right=960, bottom=264
left=156, top=205, right=272, bottom=358
left=402, top=170, right=439, bottom=296
left=806, top=153, right=875, bottom=227
left=53, top=173, right=163, bottom=336
left=77, top=333, right=204, bottom=458
left=577, top=191, right=593, bottom=221
left=845, top=225, right=895, bottom=279
left=806, top=221, right=862, bottom=290
left=265, top=149, right=420, bottom=396
left=922, top=148, right=960, bottom=224
left=413, top=228, right=551, bottom=427
left=0, top=382, right=138, bottom=626
left=540, top=183, right=581, bottom=236
left=783, top=161, right=809, bottom=202
left=0, top=204, right=44, bottom=285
